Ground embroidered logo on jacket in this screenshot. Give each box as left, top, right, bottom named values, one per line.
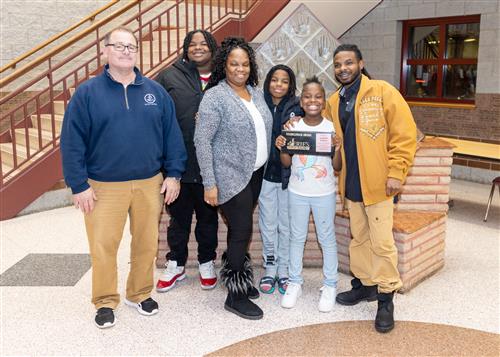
left=144, top=93, right=157, bottom=106
left=359, top=96, right=385, bottom=140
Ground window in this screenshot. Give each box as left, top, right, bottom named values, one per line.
left=400, top=15, right=480, bottom=104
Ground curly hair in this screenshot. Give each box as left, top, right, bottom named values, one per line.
left=182, top=29, right=218, bottom=63
left=206, top=37, right=259, bottom=90
left=263, top=64, right=297, bottom=100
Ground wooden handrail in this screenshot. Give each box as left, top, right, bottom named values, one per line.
left=0, top=0, right=147, bottom=88
left=0, top=0, right=120, bottom=74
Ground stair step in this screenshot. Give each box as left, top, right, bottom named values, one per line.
left=146, top=28, right=187, bottom=42
left=2, top=162, right=13, bottom=177
left=31, top=114, right=64, bottom=133
left=14, top=128, right=54, bottom=150
left=53, top=101, right=66, bottom=115
left=0, top=142, right=28, bottom=167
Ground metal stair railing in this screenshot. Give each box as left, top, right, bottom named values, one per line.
left=0, top=0, right=258, bottom=184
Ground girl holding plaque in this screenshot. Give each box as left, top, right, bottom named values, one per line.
left=275, top=76, right=342, bottom=312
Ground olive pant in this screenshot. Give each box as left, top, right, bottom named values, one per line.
left=84, top=174, right=163, bottom=309
left=346, top=198, right=402, bottom=293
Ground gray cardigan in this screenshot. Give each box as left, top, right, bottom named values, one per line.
left=194, top=80, right=273, bottom=204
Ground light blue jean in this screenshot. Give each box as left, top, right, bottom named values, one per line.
left=288, top=191, right=338, bottom=287
left=258, top=179, right=290, bottom=278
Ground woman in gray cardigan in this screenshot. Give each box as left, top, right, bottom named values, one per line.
left=194, top=37, right=272, bottom=320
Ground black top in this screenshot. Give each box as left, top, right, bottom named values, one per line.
left=339, top=75, right=363, bottom=202
left=263, top=92, right=303, bottom=189
left=156, top=59, right=206, bottom=183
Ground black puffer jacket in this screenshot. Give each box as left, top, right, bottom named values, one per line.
left=156, top=59, right=205, bottom=183
left=263, top=92, right=303, bottom=190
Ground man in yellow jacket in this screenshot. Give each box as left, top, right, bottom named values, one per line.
left=327, top=44, right=416, bottom=333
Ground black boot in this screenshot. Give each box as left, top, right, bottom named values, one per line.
left=336, top=278, right=377, bottom=305
left=247, top=285, right=260, bottom=300
left=243, top=254, right=260, bottom=300
left=220, top=252, right=263, bottom=320
left=375, top=292, right=395, bottom=333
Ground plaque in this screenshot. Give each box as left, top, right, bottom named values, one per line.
left=281, top=130, right=333, bottom=156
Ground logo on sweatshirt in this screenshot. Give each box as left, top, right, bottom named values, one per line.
left=144, top=93, right=157, bottom=106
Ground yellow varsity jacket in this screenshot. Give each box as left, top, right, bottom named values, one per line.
left=325, top=75, right=417, bottom=206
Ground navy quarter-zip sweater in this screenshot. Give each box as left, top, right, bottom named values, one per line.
left=61, top=65, right=187, bottom=194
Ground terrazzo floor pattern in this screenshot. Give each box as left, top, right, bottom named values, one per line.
left=1, top=179, right=499, bottom=356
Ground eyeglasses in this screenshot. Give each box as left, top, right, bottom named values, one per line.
left=105, top=43, right=138, bottom=53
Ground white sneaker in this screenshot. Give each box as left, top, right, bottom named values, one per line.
left=156, top=260, right=186, bottom=292
left=281, top=282, right=302, bottom=309
left=318, top=285, right=336, bottom=312
left=199, top=260, right=217, bottom=289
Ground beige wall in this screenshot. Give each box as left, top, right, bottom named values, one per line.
left=253, top=0, right=381, bottom=41
left=1, top=0, right=111, bottom=65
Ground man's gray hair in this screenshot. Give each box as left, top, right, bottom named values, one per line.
left=103, top=27, right=138, bottom=46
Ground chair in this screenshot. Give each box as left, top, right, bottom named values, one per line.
left=484, top=176, right=500, bottom=222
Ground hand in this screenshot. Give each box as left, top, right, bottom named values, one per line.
left=386, top=177, right=402, bottom=196
left=204, top=186, right=218, bottom=206
left=161, top=177, right=181, bottom=205
left=73, top=187, right=97, bottom=214
left=275, top=135, right=286, bottom=151
left=283, top=116, right=301, bottom=130
left=332, top=135, right=342, bottom=152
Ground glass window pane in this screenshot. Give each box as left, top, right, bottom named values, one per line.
left=405, top=65, right=438, bottom=98
left=446, top=23, right=480, bottom=59
left=409, top=25, right=440, bottom=59
left=443, top=64, right=477, bottom=100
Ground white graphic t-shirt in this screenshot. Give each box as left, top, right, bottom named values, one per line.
left=287, top=118, right=336, bottom=197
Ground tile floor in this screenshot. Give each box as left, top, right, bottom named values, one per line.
left=1, top=179, right=499, bottom=356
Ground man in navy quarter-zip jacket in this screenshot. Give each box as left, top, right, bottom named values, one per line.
left=60, top=27, right=186, bottom=329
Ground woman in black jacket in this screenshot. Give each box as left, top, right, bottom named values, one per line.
left=258, top=65, right=303, bottom=295
left=155, top=30, right=220, bottom=293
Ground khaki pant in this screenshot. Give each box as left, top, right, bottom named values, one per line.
left=84, top=174, right=163, bottom=309
left=346, top=198, right=402, bottom=293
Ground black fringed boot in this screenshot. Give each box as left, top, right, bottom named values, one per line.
left=220, top=252, right=263, bottom=320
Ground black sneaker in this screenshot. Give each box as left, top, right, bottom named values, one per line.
left=336, top=278, right=377, bottom=306
left=94, top=307, right=115, bottom=329
left=125, top=297, right=159, bottom=316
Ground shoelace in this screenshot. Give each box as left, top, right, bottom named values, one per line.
left=319, top=286, right=334, bottom=298
left=285, top=283, right=300, bottom=296
left=199, top=261, right=215, bottom=276
left=165, top=262, right=179, bottom=275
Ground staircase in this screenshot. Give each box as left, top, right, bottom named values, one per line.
left=0, top=0, right=290, bottom=220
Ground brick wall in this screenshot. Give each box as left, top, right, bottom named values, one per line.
left=396, top=137, right=454, bottom=212
left=1, top=1, right=109, bottom=65
left=410, top=94, right=500, bottom=142
left=156, top=137, right=453, bottom=292
left=336, top=211, right=446, bottom=293
left=339, top=0, right=500, bottom=141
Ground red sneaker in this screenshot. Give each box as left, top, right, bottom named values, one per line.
left=156, top=260, right=186, bottom=292
left=199, top=260, right=217, bottom=289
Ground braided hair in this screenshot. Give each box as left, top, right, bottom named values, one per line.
left=182, top=29, right=218, bottom=63
left=333, top=43, right=372, bottom=79
left=206, top=37, right=259, bottom=90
